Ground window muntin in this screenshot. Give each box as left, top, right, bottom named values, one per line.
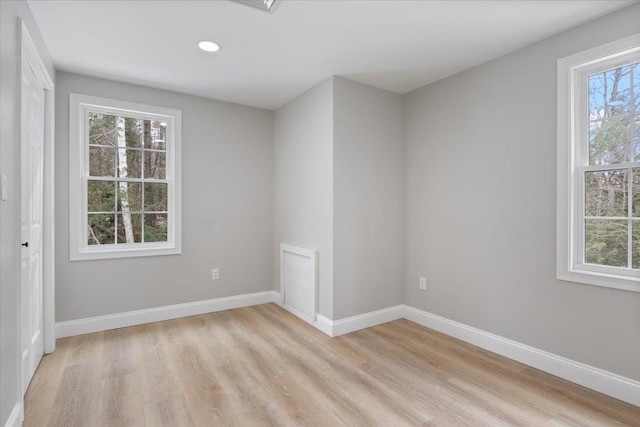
left=86, top=113, right=168, bottom=245
left=69, top=94, right=181, bottom=260
left=578, top=62, right=640, bottom=273
left=557, top=35, right=640, bottom=292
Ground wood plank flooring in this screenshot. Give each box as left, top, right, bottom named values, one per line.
left=24, top=303, right=640, bottom=426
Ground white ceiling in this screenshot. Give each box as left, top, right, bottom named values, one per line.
left=28, top=0, right=635, bottom=110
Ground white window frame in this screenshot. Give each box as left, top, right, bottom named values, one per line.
left=69, top=93, right=182, bottom=260
left=557, top=34, right=640, bottom=293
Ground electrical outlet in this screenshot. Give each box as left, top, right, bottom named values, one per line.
left=419, top=277, right=426, bottom=290
left=211, top=268, right=220, bottom=281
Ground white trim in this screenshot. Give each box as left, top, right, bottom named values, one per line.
left=56, top=291, right=278, bottom=338
left=280, top=303, right=403, bottom=337
left=330, top=306, right=404, bottom=337
left=275, top=304, right=404, bottom=338
left=42, top=83, right=55, bottom=355
left=68, top=93, right=182, bottom=261
left=557, top=34, right=640, bottom=293
left=278, top=296, right=640, bottom=406
left=271, top=286, right=331, bottom=335
left=402, top=305, right=640, bottom=407
left=3, top=402, right=22, bottom=427
left=52, top=292, right=640, bottom=406
left=278, top=302, right=317, bottom=329
left=279, top=243, right=318, bottom=322
left=314, top=314, right=334, bottom=336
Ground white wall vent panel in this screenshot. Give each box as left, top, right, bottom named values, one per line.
left=280, top=243, right=317, bottom=323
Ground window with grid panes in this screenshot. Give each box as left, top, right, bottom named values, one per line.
left=557, top=36, right=640, bottom=292
left=69, top=94, right=181, bottom=260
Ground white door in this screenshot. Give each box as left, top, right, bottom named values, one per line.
left=21, top=59, right=45, bottom=393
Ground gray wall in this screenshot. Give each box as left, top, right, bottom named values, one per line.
left=333, top=77, right=404, bottom=319
left=273, top=77, right=404, bottom=321
left=273, top=79, right=334, bottom=319
left=0, top=1, right=55, bottom=424
left=403, top=4, right=640, bottom=380
left=3, top=9, right=637, bottom=425
left=55, top=72, right=273, bottom=321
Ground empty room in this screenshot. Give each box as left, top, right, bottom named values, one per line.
left=1, top=0, right=640, bottom=426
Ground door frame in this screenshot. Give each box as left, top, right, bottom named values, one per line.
left=19, top=19, right=55, bottom=396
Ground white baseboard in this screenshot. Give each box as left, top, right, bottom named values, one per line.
left=56, top=290, right=279, bottom=338
left=270, top=295, right=334, bottom=336
left=4, top=402, right=22, bottom=427
left=53, top=290, right=639, bottom=407
left=330, top=305, right=404, bottom=337
left=314, top=314, right=334, bottom=336
left=277, top=296, right=639, bottom=407
left=402, top=305, right=640, bottom=407
left=274, top=295, right=403, bottom=337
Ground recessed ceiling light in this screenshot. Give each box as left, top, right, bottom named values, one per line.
left=232, top=0, right=279, bottom=13
left=198, top=41, right=220, bottom=52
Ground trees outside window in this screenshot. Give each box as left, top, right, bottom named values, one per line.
left=70, top=94, right=181, bottom=260
left=584, top=62, right=639, bottom=268
left=557, top=35, right=640, bottom=292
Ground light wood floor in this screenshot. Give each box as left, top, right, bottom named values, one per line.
left=24, top=303, right=639, bottom=427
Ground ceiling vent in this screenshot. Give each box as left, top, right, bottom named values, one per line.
left=232, top=0, right=279, bottom=14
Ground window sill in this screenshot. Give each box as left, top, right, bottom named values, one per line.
left=70, top=244, right=181, bottom=261
left=558, top=268, right=640, bottom=293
